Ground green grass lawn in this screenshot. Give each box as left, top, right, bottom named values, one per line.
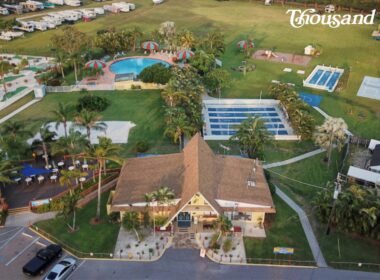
left=8, top=90, right=177, bottom=156
left=244, top=195, right=314, bottom=263
left=34, top=190, right=120, bottom=255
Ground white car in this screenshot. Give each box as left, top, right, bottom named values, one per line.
left=44, top=257, right=77, bottom=280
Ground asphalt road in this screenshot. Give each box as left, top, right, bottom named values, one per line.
left=69, top=249, right=380, bottom=280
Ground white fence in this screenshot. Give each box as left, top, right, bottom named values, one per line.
left=46, top=84, right=115, bottom=93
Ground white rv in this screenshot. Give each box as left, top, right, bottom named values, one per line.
left=112, top=2, right=130, bottom=12
left=2, top=4, right=23, bottom=14
left=14, top=21, right=35, bottom=32
left=0, top=31, right=24, bottom=40
left=126, top=3, right=135, bottom=10
left=48, top=0, right=64, bottom=5
left=42, top=15, right=63, bottom=25
left=30, top=21, right=48, bottom=31
left=152, top=0, right=164, bottom=4
left=80, top=9, right=96, bottom=19
left=94, top=7, right=104, bottom=15
left=64, top=0, right=82, bottom=7
left=20, top=1, right=45, bottom=12
left=104, top=5, right=119, bottom=13
left=57, top=11, right=81, bottom=22
left=0, top=8, right=9, bottom=15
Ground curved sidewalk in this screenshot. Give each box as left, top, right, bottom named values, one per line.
left=263, top=148, right=325, bottom=169
left=275, top=186, right=327, bottom=268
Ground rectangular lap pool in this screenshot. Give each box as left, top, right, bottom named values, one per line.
left=303, top=65, right=344, bottom=92
left=203, top=99, right=298, bottom=141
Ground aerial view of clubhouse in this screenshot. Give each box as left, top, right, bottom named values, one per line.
left=0, top=0, right=379, bottom=279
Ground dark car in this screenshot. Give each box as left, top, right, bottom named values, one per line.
left=22, top=244, right=62, bottom=277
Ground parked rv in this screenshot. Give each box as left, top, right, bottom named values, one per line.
left=0, top=31, right=24, bottom=41
left=29, top=20, right=48, bottom=31
left=64, top=0, right=82, bottom=7
left=20, top=1, right=45, bottom=12
left=94, top=7, right=105, bottom=15
left=14, top=21, right=35, bottom=32
left=48, top=0, right=65, bottom=5
left=0, top=7, right=9, bottom=16
left=2, top=4, right=23, bottom=14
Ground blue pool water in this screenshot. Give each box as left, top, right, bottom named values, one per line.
left=309, top=69, right=323, bottom=84
left=206, top=106, right=289, bottom=136
left=110, top=58, right=171, bottom=76
left=326, top=72, right=341, bottom=90
left=317, top=71, right=332, bottom=86
left=307, top=67, right=342, bottom=92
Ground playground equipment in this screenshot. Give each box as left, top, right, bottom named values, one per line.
left=264, top=50, right=278, bottom=59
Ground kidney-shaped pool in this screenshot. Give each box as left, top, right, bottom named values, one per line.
left=109, top=57, right=171, bottom=76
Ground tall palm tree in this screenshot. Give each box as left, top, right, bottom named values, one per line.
left=122, top=211, right=140, bottom=241
left=0, top=61, right=13, bottom=94
left=314, top=117, right=347, bottom=167
left=164, top=114, right=195, bottom=151
left=152, top=186, right=175, bottom=216
left=59, top=169, right=76, bottom=195
left=0, top=159, right=15, bottom=197
left=129, top=26, right=143, bottom=52
left=202, top=31, right=225, bottom=56
left=86, top=138, right=121, bottom=221
left=60, top=192, right=81, bottom=232
left=51, top=128, right=89, bottom=165
left=161, top=88, right=188, bottom=108
left=178, top=30, right=196, bottom=50
left=74, top=110, right=107, bottom=142
left=32, top=123, right=56, bottom=167
left=213, top=215, right=232, bottom=241
left=54, top=49, right=67, bottom=78
left=230, top=116, right=272, bottom=159
left=51, top=102, right=74, bottom=138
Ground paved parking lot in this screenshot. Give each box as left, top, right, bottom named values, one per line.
left=0, top=226, right=80, bottom=280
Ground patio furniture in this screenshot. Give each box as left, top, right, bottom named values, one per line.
left=50, top=175, right=57, bottom=183
left=82, top=164, right=89, bottom=171
left=79, top=177, right=86, bottom=189
left=68, top=166, right=75, bottom=171
left=25, top=177, right=32, bottom=185
left=75, top=160, right=81, bottom=166
left=37, top=175, right=44, bottom=184
left=52, top=168, right=59, bottom=174
left=57, top=161, right=64, bottom=168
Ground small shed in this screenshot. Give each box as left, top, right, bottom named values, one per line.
left=34, top=85, right=46, bottom=99
left=304, top=45, right=315, bottom=56
left=369, top=145, right=380, bottom=172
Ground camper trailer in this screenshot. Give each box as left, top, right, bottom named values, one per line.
left=48, top=0, right=64, bottom=5
left=126, top=3, right=135, bottom=10
left=57, top=11, right=81, bottom=22
left=104, top=5, right=120, bottom=13
left=14, top=21, right=35, bottom=32
left=94, top=7, right=104, bottom=15
left=153, top=0, right=164, bottom=4
left=64, top=0, right=82, bottom=7
left=29, top=21, right=48, bottom=31
left=43, top=15, right=63, bottom=26
left=80, top=9, right=96, bottom=19
left=2, top=4, right=23, bottom=14
left=0, top=8, right=9, bottom=16
left=112, top=2, right=130, bottom=12
left=20, top=1, right=45, bottom=12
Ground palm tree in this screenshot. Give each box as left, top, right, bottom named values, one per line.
left=152, top=186, right=175, bottom=215
left=213, top=215, right=232, bottom=241
left=202, top=31, right=225, bottom=56
left=86, top=137, right=121, bottom=221
left=0, top=159, right=15, bottom=197
left=60, top=192, right=81, bottom=232
left=164, top=114, right=195, bottom=151
left=314, top=117, right=348, bottom=167
left=51, top=102, right=74, bottom=138
left=178, top=30, right=196, bottom=50
left=161, top=88, right=188, bottom=108
left=51, top=128, right=89, bottom=166
left=129, top=26, right=143, bottom=52
left=122, top=212, right=140, bottom=241
left=0, top=61, right=13, bottom=94
left=0, top=120, right=32, bottom=140
left=230, top=116, right=272, bottom=159
left=74, top=110, right=107, bottom=141
left=59, top=169, right=76, bottom=195
left=54, top=49, right=67, bottom=78
left=32, top=123, right=56, bottom=167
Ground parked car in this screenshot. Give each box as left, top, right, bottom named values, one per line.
left=22, top=244, right=62, bottom=276
left=44, top=257, right=77, bottom=280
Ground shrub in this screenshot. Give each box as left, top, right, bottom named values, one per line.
left=222, top=238, right=232, bottom=253
left=131, top=84, right=142, bottom=90
left=138, top=64, right=172, bottom=85
left=135, top=140, right=150, bottom=153
left=209, top=233, right=220, bottom=249
left=76, top=94, right=110, bottom=112
left=108, top=212, right=120, bottom=224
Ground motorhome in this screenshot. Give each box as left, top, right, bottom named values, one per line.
left=2, top=4, right=23, bottom=14
left=153, top=0, right=164, bottom=4
left=57, top=11, right=81, bottom=22
left=103, top=5, right=120, bottom=13
left=64, top=0, right=82, bottom=7
left=0, top=31, right=24, bottom=41
left=125, top=3, right=135, bottom=10
left=20, top=1, right=45, bottom=12
left=80, top=9, right=96, bottom=19
left=112, top=2, right=130, bottom=12
left=48, top=0, right=64, bottom=5
left=93, top=7, right=104, bottom=15
left=29, top=21, right=48, bottom=31
left=42, top=15, right=63, bottom=25
left=0, top=7, right=9, bottom=15
left=14, top=21, right=35, bottom=32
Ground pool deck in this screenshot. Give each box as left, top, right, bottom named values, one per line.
left=80, top=53, right=175, bottom=86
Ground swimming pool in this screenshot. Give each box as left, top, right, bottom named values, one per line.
left=203, top=99, right=298, bottom=141
left=109, top=57, right=171, bottom=76
left=303, top=65, right=344, bottom=92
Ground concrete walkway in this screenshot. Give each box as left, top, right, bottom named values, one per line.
left=5, top=211, right=57, bottom=227
left=0, top=98, right=40, bottom=124
left=275, top=186, right=327, bottom=268
left=263, top=148, right=325, bottom=169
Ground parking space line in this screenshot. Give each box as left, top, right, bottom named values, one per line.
left=5, top=237, right=40, bottom=266
left=0, top=227, right=22, bottom=237
left=67, top=259, right=86, bottom=280
left=0, top=227, right=24, bottom=250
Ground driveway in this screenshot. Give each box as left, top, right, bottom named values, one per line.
left=69, top=249, right=380, bottom=280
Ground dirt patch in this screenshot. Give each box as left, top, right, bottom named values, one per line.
left=253, top=50, right=312, bottom=66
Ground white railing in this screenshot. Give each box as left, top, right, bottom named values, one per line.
left=46, top=84, right=115, bottom=93
left=0, top=87, right=33, bottom=111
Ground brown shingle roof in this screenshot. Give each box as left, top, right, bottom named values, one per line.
left=111, top=133, right=274, bottom=214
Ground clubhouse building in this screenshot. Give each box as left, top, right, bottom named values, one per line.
left=110, top=133, right=275, bottom=236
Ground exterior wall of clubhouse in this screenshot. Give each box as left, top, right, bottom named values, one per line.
left=110, top=133, right=275, bottom=235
